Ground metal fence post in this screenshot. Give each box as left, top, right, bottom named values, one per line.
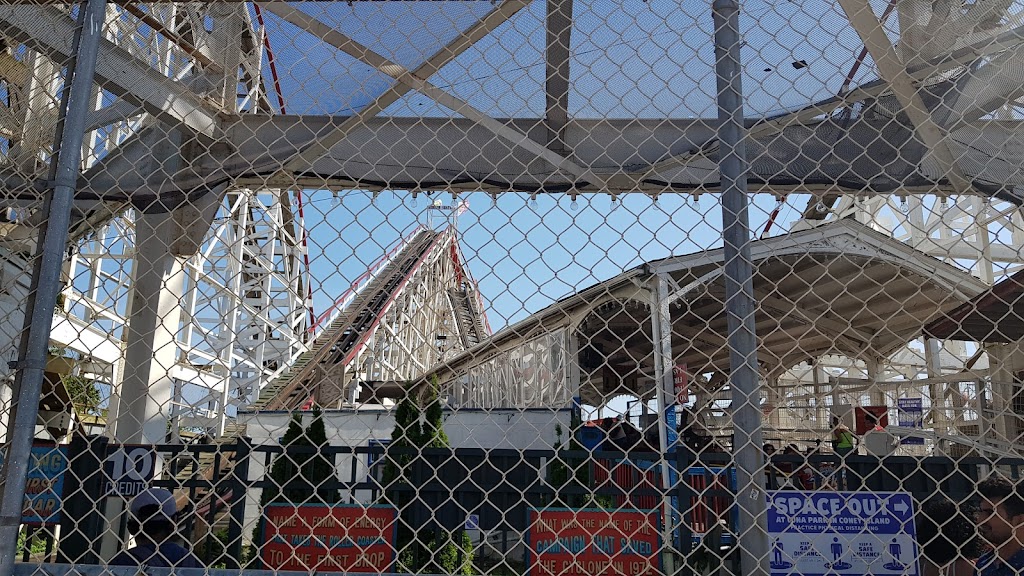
left=226, top=436, right=252, bottom=568
left=0, top=1, right=106, bottom=573
left=57, top=435, right=109, bottom=564
left=675, top=448, right=695, bottom=576
left=713, top=0, right=770, bottom=572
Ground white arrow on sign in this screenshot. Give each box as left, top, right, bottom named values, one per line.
left=892, top=500, right=909, bottom=515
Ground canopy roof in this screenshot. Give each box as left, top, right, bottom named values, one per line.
left=0, top=0, right=1021, bottom=237
left=425, top=219, right=987, bottom=406
left=925, top=269, right=1024, bottom=343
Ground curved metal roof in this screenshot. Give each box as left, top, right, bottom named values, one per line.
left=425, top=219, right=986, bottom=405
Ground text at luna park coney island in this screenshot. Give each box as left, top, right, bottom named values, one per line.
left=767, top=491, right=919, bottom=576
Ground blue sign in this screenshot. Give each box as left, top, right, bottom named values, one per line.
left=465, top=514, right=480, bottom=530
left=0, top=445, right=68, bottom=525
left=367, top=439, right=391, bottom=482
left=664, top=405, right=678, bottom=448
left=767, top=491, right=918, bottom=576
left=897, top=398, right=925, bottom=445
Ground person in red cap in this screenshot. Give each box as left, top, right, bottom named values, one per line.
left=109, top=487, right=201, bottom=568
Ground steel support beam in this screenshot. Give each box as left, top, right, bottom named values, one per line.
left=264, top=2, right=608, bottom=188
left=545, top=0, right=573, bottom=155
left=0, top=4, right=222, bottom=137
left=714, top=0, right=769, bottom=571
left=277, top=0, right=530, bottom=174
left=836, top=0, right=972, bottom=193
left=630, top=21, right=1024, bottom=183
left=108, top=210, right=187, bottom=445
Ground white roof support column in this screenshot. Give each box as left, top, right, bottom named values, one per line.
left=984, top=343, right=1014, bottom=445
left=811, top=361, right=827, bottom=432
left=108, top=210, right=187, bottom=445
left=865, top=357, right=884, bottom=407
left=836, top=0, right=972, bottom=194
left=924, top=338, right=951, bottom=448
left=767, top=375, right=782, bottom=431
left=650, top=274, right=678, bottom=574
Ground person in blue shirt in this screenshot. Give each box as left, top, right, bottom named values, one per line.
left=109, top=488, right=202, bottom=568
left=974, top=475, right=1024, bottom=576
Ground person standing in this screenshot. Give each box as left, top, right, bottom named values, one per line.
left=863, top=413, right=898, bottom=457
left=109, top=488, right=202, bottom=568
left=831, top=415, right=857, bottom=455
left=974, top=475, right=1024, bottom=575
left=763, top=443, right=780, bottom=489
left=829, top=415, right=856, bottom=489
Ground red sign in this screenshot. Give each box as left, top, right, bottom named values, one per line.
left=673, top=363, right=688, bottom=405
left=527, top=508, right=661, bottom=576
left=855, top=406, right=889, bottom=435
left=261, top=504, right=397, bottom=573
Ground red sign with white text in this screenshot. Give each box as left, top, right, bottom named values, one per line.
left=855, top=406, right=889, bottom=434
left=260, top=504, right=397, bottom=573
left=673, top=363, right=688, bottom=405
left=527, top=508, right=661, bottom=576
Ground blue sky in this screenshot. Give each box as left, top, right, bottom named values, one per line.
left=257, top=0, right=891, bottom=330
left=268, top=0, right=880, bottom=118
left=300, top=190, right=812, bottom=332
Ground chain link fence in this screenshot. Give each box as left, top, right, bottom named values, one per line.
left=0, top=1, right=1021, bottom=575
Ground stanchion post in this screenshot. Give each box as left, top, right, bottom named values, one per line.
left=713, top=0, right=771, bottom=571
left=0, top=1, right=107, bottom=573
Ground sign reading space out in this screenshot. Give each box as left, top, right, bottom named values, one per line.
left=767, top=491, right=918, bottom=576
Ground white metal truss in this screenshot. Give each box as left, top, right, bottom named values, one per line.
left=174, top=188, right=309, bottom=433
left=350, top=231, right=484, bottom=405
left=60, top=187, right=311, bottom=438
left=5, top=4, right=313, bottom=439
left=252, top=225, right=490, bottom=411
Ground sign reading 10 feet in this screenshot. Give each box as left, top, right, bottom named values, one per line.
left=768, top=491, right=918, bottom=576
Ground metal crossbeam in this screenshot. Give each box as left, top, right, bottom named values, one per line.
left=0, top=5, right=222, bottom=137
left=837, top=0, right=972, bottom=193
left=264, top=3, right=609, bottom=188
left=276, top=0, right=530, bottom=174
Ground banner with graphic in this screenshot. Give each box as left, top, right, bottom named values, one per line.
left=767, top=491, right=918, bottom=576
left=0, top=444, right=67, bottom=525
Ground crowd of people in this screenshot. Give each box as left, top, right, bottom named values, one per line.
left=762, top=414, right=905, bottom=490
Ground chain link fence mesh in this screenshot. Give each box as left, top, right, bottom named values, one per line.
left=0, top=1, right=1021, bottom=575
